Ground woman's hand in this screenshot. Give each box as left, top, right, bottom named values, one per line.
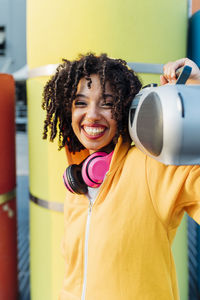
left=160, top=58, right=200, bottom=85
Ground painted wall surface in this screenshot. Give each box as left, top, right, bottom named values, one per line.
left=27, top=0, right=187, bottom=70
left=0, top=0, right=26, bottom=73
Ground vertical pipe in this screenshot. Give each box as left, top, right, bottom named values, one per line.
left=27, top=1, right=188, bottom=299
left=0, top=74, right=18, bottom=300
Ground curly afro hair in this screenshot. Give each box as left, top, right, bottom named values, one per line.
left=42, top=53, right=142, bottom=153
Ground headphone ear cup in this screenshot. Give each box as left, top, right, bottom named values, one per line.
left=82, top=152, right=112, bottom=188
left=63, top=166, right=76, bottom=193
left=63, top=164, right=88, bottom=194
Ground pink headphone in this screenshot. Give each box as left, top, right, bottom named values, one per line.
left=63, top=151, right=113, bottom=194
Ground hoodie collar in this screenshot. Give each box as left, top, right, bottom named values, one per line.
left=65, top=136, right=131, bottom=169
left=107, top=136, right=131, bottom=175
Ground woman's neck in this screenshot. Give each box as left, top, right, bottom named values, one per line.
left=89, top=142, right=115, bottom=155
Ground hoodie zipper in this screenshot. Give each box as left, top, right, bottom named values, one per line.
left=81, top=198, right=93, bottom=300
left=81, top=172, right=109, bottom=300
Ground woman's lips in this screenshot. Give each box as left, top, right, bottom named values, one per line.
left=82, top=125, right=106, bottom=139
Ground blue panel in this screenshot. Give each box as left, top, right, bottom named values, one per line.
left=187, top=11, right=200, bottom=299
left=188, top=216, right=200, bottom=300
left=188, top=10, right=200, bottom=67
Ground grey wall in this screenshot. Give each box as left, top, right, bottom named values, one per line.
left=0, top=0, right=26, bottom=73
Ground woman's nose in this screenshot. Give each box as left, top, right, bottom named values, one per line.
left=85, top=104, right=100, bottom=121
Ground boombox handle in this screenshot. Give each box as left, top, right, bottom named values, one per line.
left=142, top=65, right=192, bottom=90
left=175, top=66, right=192, bottom=84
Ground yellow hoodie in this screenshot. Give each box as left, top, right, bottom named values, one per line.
left=60, top=137, right=200, bottom=300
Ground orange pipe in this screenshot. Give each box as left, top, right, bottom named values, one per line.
left=0, top=74, right=18, bottom=299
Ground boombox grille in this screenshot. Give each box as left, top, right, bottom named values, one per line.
left=136, top=92, right=163, bottom=156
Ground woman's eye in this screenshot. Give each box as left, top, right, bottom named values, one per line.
left=102, top=102, right=113, bottom=108
left=74, top=100, right=87, bottom=107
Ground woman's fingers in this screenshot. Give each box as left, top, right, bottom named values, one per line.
left=162, top=58, right=200, bottom=84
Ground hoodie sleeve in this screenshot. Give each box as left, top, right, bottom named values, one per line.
left=146, top=156, right=200, bottom=229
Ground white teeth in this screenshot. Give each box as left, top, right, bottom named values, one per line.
left=84, top=126, right=105, bottom=135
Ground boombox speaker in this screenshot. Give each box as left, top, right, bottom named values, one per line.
left=129, top=84, right=200, bottom=165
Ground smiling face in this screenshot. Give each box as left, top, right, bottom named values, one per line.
left=71, top=74, right=117, bottom=154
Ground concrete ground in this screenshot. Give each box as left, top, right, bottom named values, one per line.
left=16, top=131, right=30, bottom=300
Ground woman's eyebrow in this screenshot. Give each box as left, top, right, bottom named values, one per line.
left=75, top=93, right=88, bottom=98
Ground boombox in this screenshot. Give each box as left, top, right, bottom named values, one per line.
left=129, top=84, right=200, bottom=165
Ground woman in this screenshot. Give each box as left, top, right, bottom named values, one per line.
left=42, top=54, right=200, bottom=300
